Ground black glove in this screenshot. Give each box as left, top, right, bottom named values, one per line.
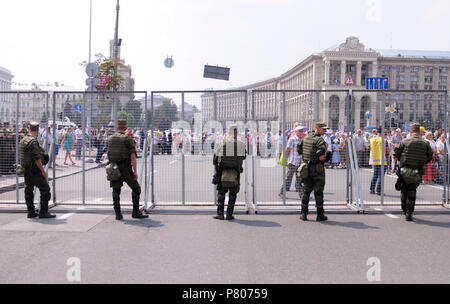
left=43, top=154, right=50, bottom=166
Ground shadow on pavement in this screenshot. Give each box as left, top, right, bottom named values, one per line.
left=413, top=218, right=450, bottom=229
left=122, top=219, right=164, bottom=228
left=319, top=221, right=379, bottom=230
left=30, top=219, right=68, bottom=226
left=232, top=219, right=282, bottom=228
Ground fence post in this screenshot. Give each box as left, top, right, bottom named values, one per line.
left=445, top=92, right=449, bottom=206
left=282, top=91, right=286, bottom=205
left=82, top=93, right=86, bottom=205
left=380, top=91, right=385, bottom=206
left=182, top=92, right=185, bottom=206
left=52, top=92, right=57, bottom=206
left=244, top=91, right=249, bottom=213
left=15, top=92, right=19, bottom=205
left=151, top=92, right=155, bottom=206
left=252, top=91, right=257, bottom=212
left=213, top=92, right=217, bottom=206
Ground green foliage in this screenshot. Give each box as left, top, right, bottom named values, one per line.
left=80, top=53, right=124, bottom=92
left=153, top=99, right=178, bottom=131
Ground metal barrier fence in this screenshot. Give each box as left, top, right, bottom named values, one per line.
left=149, top=89, right=449, bottom=212
left=353, top=89, right=449, bottom=207
left=1, top=89, right=449, bottom=211
left=0, top=91, right=149, bottom=210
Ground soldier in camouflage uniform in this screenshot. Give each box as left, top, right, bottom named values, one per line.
left=107, top=120, right=148, bottom=220
left=213, top=125, right=246, bottom=221
left=297, top=122, right=330, bottom=222
left=394, top=123, right=433, bottom=221
left=19, top=122, right=55, bottom=219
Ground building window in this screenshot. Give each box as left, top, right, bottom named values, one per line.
left=439, top=67, right=448, bottom=74
left=440, top=76, right=447, bottom=83
left=425, top=66, right=433, bottom=73
left=410, top=75, right=419, bottom=82
left=439, top=85, right=447, bottom=90
left=381, top=65, right=391, bottom=73
left=410, top=83, right=419, bottom=90
left=410, top=66, right=420, bottom=73
left=424, top=76, right=433, bottom=83
left=424, top=85, right=433, bottom=90
left=396, top=66, right=405, bottom=73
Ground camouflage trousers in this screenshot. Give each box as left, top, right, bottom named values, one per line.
left=301, top=169, right=325, bottom=213
left=24, top=169, right=51, bottom=206
left=400, top=182, right=420, bottom=214
left=110, top=161, right=141, bottom=205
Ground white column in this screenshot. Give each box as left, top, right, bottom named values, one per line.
left=324, top=61, right=330, bottom=86
left=372, top=61, right=378, bottom=77
left=356, top=61, right=362, bottom=86
left=339, top=94, right=345, bottom=131
left=354, top=99, right=361, bottom=129
left=340, top=60, right=346, bottom=86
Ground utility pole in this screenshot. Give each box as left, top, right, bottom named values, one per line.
left=112, top=0, right=120, bottom=127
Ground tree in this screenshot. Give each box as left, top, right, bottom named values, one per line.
left=80, top=54, right=124, bottom=92
left=63, top=100, right=73, bottom=120
left=153, top=99, right=178, bottom=131
left=123, top=99, right=143, bottom=128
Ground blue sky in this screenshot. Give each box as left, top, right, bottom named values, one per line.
left=0, top=0, right=449, bottom=92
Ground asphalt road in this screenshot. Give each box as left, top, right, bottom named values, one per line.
left=0, top=211, right=449, bottom=284
left=0, top=154, right=445, bottom=207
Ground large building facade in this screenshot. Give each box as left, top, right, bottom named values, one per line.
left=201, top=37, right=450, bottom=131
left=0, top=66, right=13, bottom=123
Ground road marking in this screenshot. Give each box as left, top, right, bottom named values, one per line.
left=385, top=214, right=399, bottom=219
left=169, top=160, right=178, bottom=165
left=374, top=208, right=382, bottom=211
left=57, top=213, right=75, bottom=220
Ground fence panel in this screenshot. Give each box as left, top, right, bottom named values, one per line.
left=353, top=90, right=448, bottom=206
left=251, top=90, right=352, bottom=211
left=0, top=92, right=50, bottom=206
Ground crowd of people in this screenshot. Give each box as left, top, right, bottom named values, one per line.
left=0, top=119, right=448, bottom=190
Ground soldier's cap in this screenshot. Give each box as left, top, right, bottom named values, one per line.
left=410, top=123, right=421, bottom=132
left=117, top=119, right=127, bottom=127
left=316, top=122, right=329, bottom=130
left=29, top=121, right=39, bottom=131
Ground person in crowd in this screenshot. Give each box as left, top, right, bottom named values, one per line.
left=74, top=125, right=83, bottom=160
left=96, top=129, right=107, bottom=163
left=436, top=134, right=446, bottom=184
left=369, top=127, right=390, bottom=195
left=62, top=126, right=76, bottom=166
left=331, top=139, right=341, bottom=169
left=279, top=126, right=304, bottom=197
left=340, top=133, right=348, bottom=169
left=423, top=132, right=437, bottom=184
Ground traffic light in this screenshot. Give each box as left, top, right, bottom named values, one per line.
left=59, top=112, right=63, bottom=120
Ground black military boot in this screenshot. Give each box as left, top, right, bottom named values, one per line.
left=214, top=204, right=225, bottom=220
left=226, top=204, right=235, bottom=221
left=38, top=202, right=56, bottom=219
left=405, top=211, right=413, bottom=222
left=316, top=208, right=328, bottom=222
left=300, top=206, right=308, bottom=221
left=113, top=201, right=123, bottom=220
left=132, top=202, right=148, bottom=219
left=26, top=202, right=38, bottom=219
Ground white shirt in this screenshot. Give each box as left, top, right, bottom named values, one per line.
left=286, top=135, right=302, bottom=166
left=74, top=128, right=83, bottom=140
